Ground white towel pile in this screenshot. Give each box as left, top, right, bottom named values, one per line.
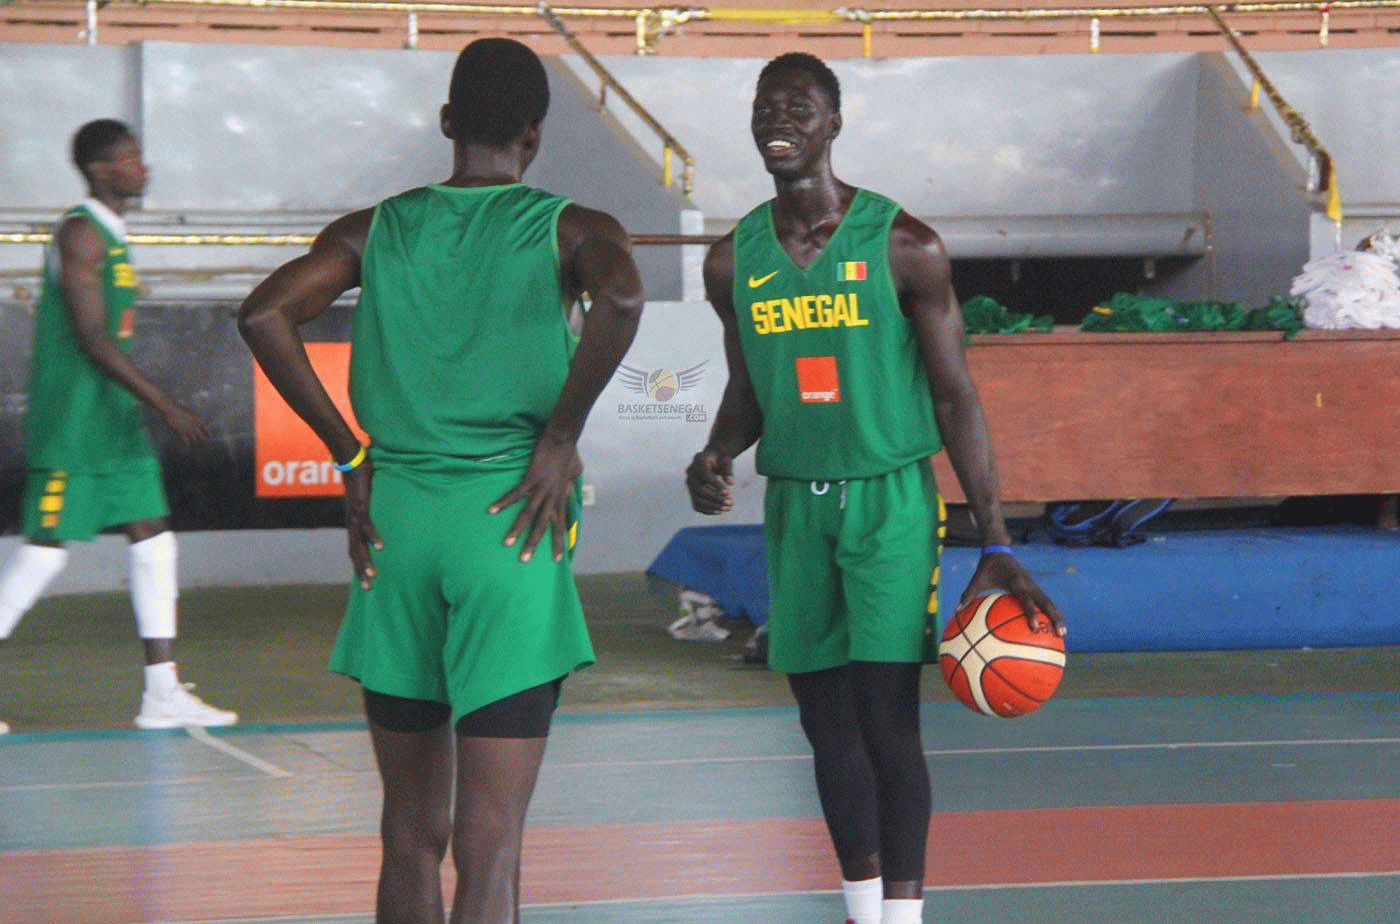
left=1292, top=236, right=1400, bottom=329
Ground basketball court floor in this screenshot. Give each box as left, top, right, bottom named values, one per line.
left=4, top=689, right=1397, bottom=923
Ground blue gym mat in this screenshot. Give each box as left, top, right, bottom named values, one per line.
left=647, top=524, right=1400, bottom=652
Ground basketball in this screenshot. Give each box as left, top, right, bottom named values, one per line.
left=940, top=591, right=1066, bottom=717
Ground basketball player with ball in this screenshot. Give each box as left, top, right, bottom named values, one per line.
left=686, top=53, right=1064, bottom=924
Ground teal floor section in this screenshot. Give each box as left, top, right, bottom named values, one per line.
left=163, top=876, right=1400, bottom=924
left=3, top=693, right=1397, bottom=851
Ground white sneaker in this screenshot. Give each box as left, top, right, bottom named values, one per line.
left=0, top=720, right=9, bottom=734
left=134, top=683, right=238, bottom=729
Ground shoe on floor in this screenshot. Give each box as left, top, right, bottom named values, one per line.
left=0, top=719, right=9, bottom=735
left=134, top=683, right=237, bottom=729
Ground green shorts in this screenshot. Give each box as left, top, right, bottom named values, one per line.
left=330, top=451, right=595, bottom=721
left=763, top=459, right=945, bottom=675
left=20, top=461, right=169, bottom=542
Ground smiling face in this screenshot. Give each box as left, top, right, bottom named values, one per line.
left=750, top=66, right=841, bottom=181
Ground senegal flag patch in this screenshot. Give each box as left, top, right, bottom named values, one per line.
left=838, top=261, right=866, bottom=281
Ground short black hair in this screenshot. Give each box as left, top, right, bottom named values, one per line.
left=446, top=38, right=550, bottom=145
left=72, top=119, right=133, bottom=173
left=758, top=52, right=841, bottom=112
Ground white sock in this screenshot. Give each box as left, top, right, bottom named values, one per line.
left=144, top=661, right=180, bottom=698
left=842, top=877, right=883, bottom=924
left=129, top=532, right=178, bottom=639
left=0, top=543, right=69, bottom=638
left=881, top=898, right=924, bottom=924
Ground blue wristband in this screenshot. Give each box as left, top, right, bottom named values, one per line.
left=333, top=444, right=367, bottom=473
left=981, top=544, right=1014, bottom=557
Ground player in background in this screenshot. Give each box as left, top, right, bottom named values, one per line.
left=686, top=54, right=1064, bottom=924
left=0, top=119, right=236, bottom=734
left=239, top=39, right=644, bottom=924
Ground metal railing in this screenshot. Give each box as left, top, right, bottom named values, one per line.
left=0, top=231, right=717, bottom=246
left=33, top=0, right=1400, bottom=56
left=538, top=2, right=694, bottom=194
left=3, top=0, right=1361, bottom=237
left=1207, top=5, right=1341, bottom=229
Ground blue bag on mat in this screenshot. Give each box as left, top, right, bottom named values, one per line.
left=1045, top=499, right=1175, bottom=548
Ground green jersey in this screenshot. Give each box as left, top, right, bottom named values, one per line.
left=350, top=184, right=575, bottom=459
left=26, top=201, right=155, bottom=473
left=732, top=189, right=941, bottom=480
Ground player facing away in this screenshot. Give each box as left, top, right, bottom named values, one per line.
left=686, top=54, right=1066, bottom=924
left=0, top=119, right=236, bottom=734
left=238, top=39, right=644, bottom=924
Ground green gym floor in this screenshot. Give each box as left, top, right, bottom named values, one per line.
left=3, top=574, right=1398, bottom=728
left=2, top=575, right=1397, bottom=924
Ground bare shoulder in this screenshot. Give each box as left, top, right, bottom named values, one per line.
left=558, top=202, right=629, bottom=250
left=889, top=210, right=945, bottom=256
left=315, top=207, right=374, bottom=259
left=56, top=211, right=105, bottom=254
left=888, top=209, right=951, bottom=305
left=703, top=230, right=736, bottom=292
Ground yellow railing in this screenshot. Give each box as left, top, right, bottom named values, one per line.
left=0, top=231, right=718, bottom=246
left=6, top=0, right=1365, bottom=224
left=1207, top=5, right=1340, bottom=225
left=538, top=2, right=695, bottom=194
left=43, top=0, right=1400, bottom=55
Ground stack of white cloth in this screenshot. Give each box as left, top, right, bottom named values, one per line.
left=1292, top=231, right=1400, bottom=329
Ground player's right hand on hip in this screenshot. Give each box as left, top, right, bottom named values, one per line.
left=343, top=463, right=384, bottom=590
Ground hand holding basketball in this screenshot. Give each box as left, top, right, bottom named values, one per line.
left=940, top=591, right=1066, bottom=718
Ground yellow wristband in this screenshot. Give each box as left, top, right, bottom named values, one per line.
left=333, top=444, right=367, bottom=473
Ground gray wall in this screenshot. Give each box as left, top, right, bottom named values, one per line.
left=1254, top=48, right=1400, bottom=207
left=563, top=52, right=1202, bottom=227
left=0, top=41, right=690, bottom=301
left=0, top=45, right=140, bottom=208
left=1253, top=48, right=1400, bottom=256
left=1147, top=54, right=1313, bottom=305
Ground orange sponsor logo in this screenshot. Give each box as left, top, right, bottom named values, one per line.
left=795, top=355, right=841, bottom=403
left=253, top=342, right=368, bottom=498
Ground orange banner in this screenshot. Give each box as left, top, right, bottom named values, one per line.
left=252, top=343, right=368, bottom=498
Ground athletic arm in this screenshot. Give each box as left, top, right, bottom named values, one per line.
left=892, top=212, right=1063, bottom=634
left=687, top=234, right=763, bottom=515
left=57, top=217, right=208, bottom=444
left=490, top=203, right=645, bottom=562
left=238, top=208, right=383, bottom=588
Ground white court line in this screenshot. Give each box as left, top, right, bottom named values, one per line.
left=547, top=735, right=1400, bottom=769
left=0, top=773, right=287, bottom=793
left=920, top=869, right=1400, bottom=893
left=520, top=869, right=1400, bottom=907
left=3, top=733, right=1396, bottom=788
left=151, top=871, right=1400, bottom=923
left=185, top=725, right=293, bottom=778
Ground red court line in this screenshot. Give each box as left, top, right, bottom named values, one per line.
left=3, top=799, right=1396, bottom=923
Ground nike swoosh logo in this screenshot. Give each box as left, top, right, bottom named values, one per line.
left=748, top=270, right=780, bottom=288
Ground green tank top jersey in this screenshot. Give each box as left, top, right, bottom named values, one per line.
left=26, top=202, right=154, bottom=473
left=732, top=189, right=941, bottom=480
left=350, top=184, right=575, bottom=460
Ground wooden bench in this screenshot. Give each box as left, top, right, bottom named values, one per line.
left=933, top=327, right=1400, bottom=503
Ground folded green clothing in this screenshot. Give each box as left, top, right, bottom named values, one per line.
left=960, top=295, right=1054, bottom=334
left=1242, top=296, right=1307, bottom=339
left=1082, top=292, right=1305, bottom=338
